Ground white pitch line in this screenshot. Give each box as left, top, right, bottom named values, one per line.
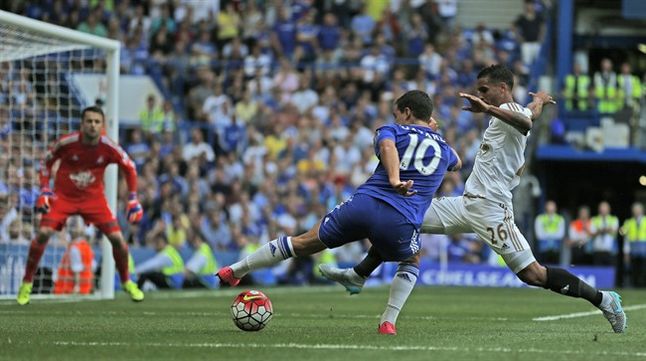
left=0, top=285, right=345, bottom=305
left=533, top=304, right=646, bottom=321
left=0, top=309, right=508, bottom=321
left=32, top=341, right=646, bottom=358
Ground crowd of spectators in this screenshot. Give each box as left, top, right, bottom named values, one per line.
left=1, top=1, right=554, bottom=280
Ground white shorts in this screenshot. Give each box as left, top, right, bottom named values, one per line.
left=421, top=196, right=536, bottom=273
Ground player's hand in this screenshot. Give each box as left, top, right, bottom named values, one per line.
left=126, top=192, right=143, bottom=224
left=391, top=179, right=417, bottom=197
left=529, top=91, right=557, bottom=105
left=459, top=92, right=491, bottom=113
left=36, top=187, right=55, bottom=214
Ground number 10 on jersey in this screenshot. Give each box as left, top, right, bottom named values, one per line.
left=400, top=134, right=442, bottom=175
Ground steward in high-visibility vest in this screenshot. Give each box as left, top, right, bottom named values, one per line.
left=590, top=201, right=619, bottom=265
left=54, top=238, right=95, bottom=295
left=594, top=59, right=619, bottom=113
left=184, top=238, right=219, bottom=289
left=621, top=203, right=646, bottom=287
left=563, top=64, right=591, bottom=111
left=534, top=201, right=566, bottom=264
left=134, top=234, right=185, bottom=290
left=161, top=245, right=185, bottom=289
left=617, top=63, right=643, bottom=109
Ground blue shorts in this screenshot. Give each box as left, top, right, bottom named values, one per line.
left=318, top=193, right=421, bottom=262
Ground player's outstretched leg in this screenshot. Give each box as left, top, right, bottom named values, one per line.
left=217, top=235, right=296, bottom=286
left=319, top=246, right=382, bottom=294
left=378, top=261, right=419, bottom=335
left=217, top=225, right=326, bottom=286
left=519, top=263, right=626, bottom=333
left=17, top=228, right=54, bottom=305
left=107, top=232, right=144, bottom=302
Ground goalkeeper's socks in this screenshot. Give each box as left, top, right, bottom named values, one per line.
left=545, top=267, right=603, bottom=306
left=380, top=263, right=419, bottom=325
left=112, top=242, right=131, bottom=284
left=23, top=239, right=47, bottom=282
left=231, top=236, right=294, bottom=278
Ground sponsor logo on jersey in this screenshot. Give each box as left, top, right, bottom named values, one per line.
left=71, top=154, right=79, bottom=161
left=269, top=243, right=277, bottom=256
left=97, top=156, right=104, bottom=164
left=69, top=171, right=96, bottom=189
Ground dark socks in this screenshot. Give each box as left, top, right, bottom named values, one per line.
left=545, top=267, right=603, bottom=306
left=353, top=247, right=383, bottom=278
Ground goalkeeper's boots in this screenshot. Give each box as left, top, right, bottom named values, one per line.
left=318, top=264, right=365, bottom=295
left=216, top=266, right=240, bottom=287
left=16, top=282, right=32, bottom=305
left=598, top=291, right=627, bottom=333
left=378, top=321, right=397, bottom=335
left=123, top=281, right=144, bottom=302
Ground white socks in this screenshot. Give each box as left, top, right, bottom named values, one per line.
left=230, top=236, right=295, bottom=278
left=380, top=263, right=419, bottom=325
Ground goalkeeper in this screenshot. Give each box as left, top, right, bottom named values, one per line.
left=17, top=106, right=144, bottom=305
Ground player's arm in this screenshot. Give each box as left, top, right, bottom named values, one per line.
left=376, top=129, right=415, bottom=197
left=527, top=91, right=556, bottom=120
left=448, top=147, right=462, bottom=172
left=36, top=142, right=63, bottom=213
left=459, top=92, right=532, bottom=135
left=107, top=140, right=143, bottom=223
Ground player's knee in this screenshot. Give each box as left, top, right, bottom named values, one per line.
left=403, top=253, right=421, bottom=266
left=517, top=264, right=547, bottom=287
left=106, top=232, right=125, bottom=245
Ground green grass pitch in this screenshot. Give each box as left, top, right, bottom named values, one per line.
left=1, top=286, right=644, bottom=361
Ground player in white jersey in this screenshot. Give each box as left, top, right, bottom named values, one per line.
left=320, top=65, right=626, bottom=335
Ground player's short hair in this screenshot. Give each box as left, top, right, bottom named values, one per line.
left=477, top=64, right=514, bottom=89
left=81, top=105, right=105, bottom=121
left=395, top=90, right=434, bottom=121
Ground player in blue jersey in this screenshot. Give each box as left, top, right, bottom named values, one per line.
left=217, top=90, right=461, bottom=294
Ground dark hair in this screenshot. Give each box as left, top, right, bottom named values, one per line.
left=81, top=105, right=105, bottom=121
left=395, top=90, right=434, bottom=121
left=477, top=64, right=514, bottom=89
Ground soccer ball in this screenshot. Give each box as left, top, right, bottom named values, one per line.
left=230, top=290, right=273, bottom=331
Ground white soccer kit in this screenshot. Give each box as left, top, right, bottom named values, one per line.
left=421, top=102, right=536, bottom=273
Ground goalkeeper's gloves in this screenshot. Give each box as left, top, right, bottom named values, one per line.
left=36, top=187, right=55, bottom=214
left=126, top=192, right=143, bottom=224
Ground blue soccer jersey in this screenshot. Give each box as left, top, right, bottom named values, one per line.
left=355, top=123, right=458, bottom=227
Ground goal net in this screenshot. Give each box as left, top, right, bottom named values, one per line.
left=0, top=10, right=120, bottom=300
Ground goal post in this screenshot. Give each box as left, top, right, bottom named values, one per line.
left=0, top=10, right=119, bottom=299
